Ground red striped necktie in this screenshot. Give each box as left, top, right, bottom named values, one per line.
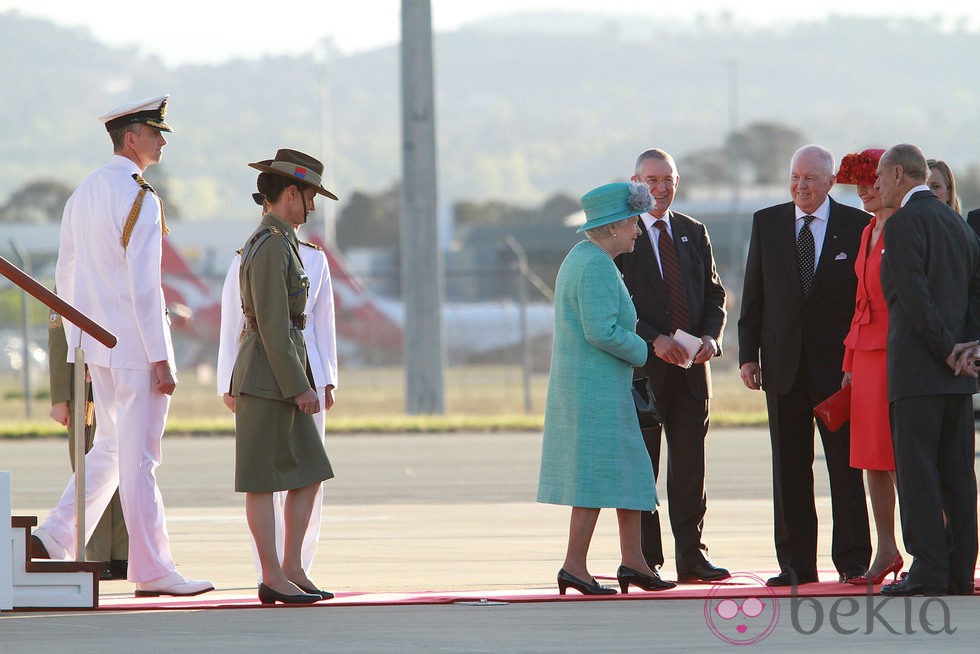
left=653, top=220, right=691, bottom=333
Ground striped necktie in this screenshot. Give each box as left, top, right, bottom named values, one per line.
left=654, top=220, right=690, bottom=333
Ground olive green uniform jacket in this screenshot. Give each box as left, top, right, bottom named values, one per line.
left=230, top=213, right=333, bottom=492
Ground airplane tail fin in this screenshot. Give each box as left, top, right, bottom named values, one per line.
left=161, top=237, right=221, bottom=338
left=304, top=235, right=404, bottom=354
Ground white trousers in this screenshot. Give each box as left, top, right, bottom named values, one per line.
left=41, top=366, right=176, bottom=583
left=249, top=387, right=326, bottom=576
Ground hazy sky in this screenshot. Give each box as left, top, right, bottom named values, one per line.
left=2, top=0, right=978, bottom=66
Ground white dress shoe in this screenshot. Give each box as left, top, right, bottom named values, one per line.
left=135, top=571, right=214, bottom=597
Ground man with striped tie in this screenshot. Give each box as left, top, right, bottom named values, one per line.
left=615, top=148, right=729, bottom=584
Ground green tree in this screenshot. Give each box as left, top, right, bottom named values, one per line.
left=0, top=180, right=73, bottom=223
left=453, top=193, right=578, bottom=228
left=726, top=122, right=808, bottom=185
left=957, top=164, right=980, bottom=213
left=336, top=183, right=401, bottom=250
left=677, top=149, right=732, bottom=190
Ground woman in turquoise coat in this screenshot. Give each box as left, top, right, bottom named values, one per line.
left=538, top=181, right=675, bottom=595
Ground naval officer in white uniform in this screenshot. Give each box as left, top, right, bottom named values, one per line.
left=32, top=95, right=213, bottom=597
left=216, top=191, right=338, bottom=575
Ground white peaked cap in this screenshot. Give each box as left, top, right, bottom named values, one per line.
left=99, top=94, right=172, bottom=132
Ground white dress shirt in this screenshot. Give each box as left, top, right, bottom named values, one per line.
left=794, top=196, right=831, bottom=274
left=640, top=211, right=674, bottom=277
left=901, top=185, right=931, bottom=207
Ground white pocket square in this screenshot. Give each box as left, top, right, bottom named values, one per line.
left=834, top=252, right=847, bottom=261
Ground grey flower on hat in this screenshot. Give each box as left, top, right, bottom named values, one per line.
left=627, top=181, right=654, bottom=214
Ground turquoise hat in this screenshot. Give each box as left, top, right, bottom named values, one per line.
left=577, top=182, right=654, bottom=233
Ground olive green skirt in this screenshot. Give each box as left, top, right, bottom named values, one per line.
left=234, top=393, right=333, bottom=493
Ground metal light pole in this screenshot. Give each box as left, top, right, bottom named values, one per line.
left=400, top=0, right=445, bottom=413
left=727, top=58, right=743, bottom=273
left=318, top=41, right=338, bottom=246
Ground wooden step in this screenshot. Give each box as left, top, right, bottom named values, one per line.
left=10, top=516, right=102, bottom=609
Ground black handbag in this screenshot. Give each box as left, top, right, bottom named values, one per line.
left=631, top=376, right=662, bottom=429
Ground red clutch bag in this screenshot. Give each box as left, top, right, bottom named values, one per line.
left=813, top=385, right=852, bottom=432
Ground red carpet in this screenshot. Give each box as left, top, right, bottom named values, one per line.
left=51, top=570, right=975, bottom=612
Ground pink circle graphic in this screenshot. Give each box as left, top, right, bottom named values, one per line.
left=703, top=573, right=780, bottom=645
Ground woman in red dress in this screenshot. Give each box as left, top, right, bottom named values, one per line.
left=836, top=148, right=904, bottom=586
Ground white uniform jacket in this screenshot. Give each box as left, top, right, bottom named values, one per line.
left=217, top=240, right=338, bottom=395
left=55, top=155, right=174, bottom=370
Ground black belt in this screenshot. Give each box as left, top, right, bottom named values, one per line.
left=243, top=314, right=306, bottom=331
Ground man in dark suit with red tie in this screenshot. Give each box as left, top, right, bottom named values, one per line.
left=875, top=144, right=979, bottom=597
left=615, top=148, right=729, bottom=583
left=738, top=144, right=871, bottom=587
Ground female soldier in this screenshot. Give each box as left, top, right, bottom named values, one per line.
left=217, top=187, right=338, bottom=583
left=230, top=149, right=337, bottom=604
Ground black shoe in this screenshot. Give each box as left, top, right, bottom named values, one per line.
left=677, top=562, right=731, bottom=583
left=107, top=560, right=128, bottom=580
left=295, top=582, right=334, bottom=600
left=98, top=563, right=113, bottom=581
left=616, top=565, right=676, bottom=593
left=557, top=569, right=617, bottom=596
left=879, top=577, right=945, bottom=597
left=258, top=583, right=321, bottom=605
left=766, top=571, right=818, bottom=587
left=29, top=535, right=50, bottom=559
left=947, top=581, right=975, bottom=596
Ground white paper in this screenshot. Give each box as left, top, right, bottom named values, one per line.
left=672, top=329, right=703, bottom=369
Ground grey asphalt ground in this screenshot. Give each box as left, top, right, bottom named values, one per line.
left=2, top=429, right=978, bottom=652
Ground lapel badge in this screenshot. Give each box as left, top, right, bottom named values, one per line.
left=681, top=236, right=688, bottom=243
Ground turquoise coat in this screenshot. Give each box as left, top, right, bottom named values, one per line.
left=537, top=240, right=657, bottom=510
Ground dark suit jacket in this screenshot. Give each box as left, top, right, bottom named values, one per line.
left=880, top=191, right=980, bottom=400
left=616, top=211, right=726, bottom=400
left=738, top=197, right=867, bottom=396
left=967, top=209, right=980, bottom=238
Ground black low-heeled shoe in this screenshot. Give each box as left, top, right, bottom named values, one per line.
left=557, top=568, right=616, bottom=595
left=258, top=583, right=321, bottom=605
left=295, top=582, right=335, bottom=600
left=616, top=565, right=676, bottom=593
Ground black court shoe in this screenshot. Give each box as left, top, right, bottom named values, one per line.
left=557, top=569, right=616, bottom=595
left=616, top=565, right=677, bottom=593
left=295, top=582, right=335, bottom=600
left=258, top=583, right=321, bottom=605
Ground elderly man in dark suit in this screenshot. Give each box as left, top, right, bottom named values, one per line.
left=616, top=148, right=729, bottom=583
left=875, top=143, right=980, bottom=597
left=738, top=144, right=871, bottom=587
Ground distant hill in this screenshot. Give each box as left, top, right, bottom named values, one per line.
left=1, top=10, right=978, bottom=221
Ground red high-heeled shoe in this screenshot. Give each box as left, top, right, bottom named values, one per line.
left=846, top=553, right=904, bottom=585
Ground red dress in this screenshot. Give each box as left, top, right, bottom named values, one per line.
left=842, top=217, right=894, bottom=470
